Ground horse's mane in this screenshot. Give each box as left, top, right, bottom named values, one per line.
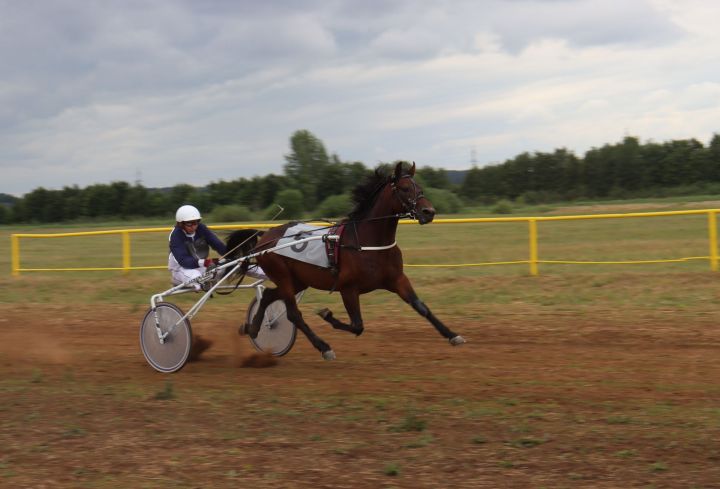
left=347, top=168, right=391, bottom=221
left=225, top=229, right=262, bottom=259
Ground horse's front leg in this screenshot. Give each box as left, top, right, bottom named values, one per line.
left=317, top=289, right=364, bottom=336
left=393, top=274, right=465, bottom=346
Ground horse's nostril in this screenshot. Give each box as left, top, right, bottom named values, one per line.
left=420, top=207, right=435, bottom=223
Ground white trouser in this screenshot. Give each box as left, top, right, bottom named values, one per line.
left=169, top=252, right=207, bottom=290
left=170, top=266, right=205, bottom=291
left=169, top=264, right=268, bottom=290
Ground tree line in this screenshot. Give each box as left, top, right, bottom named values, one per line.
left=2, top=131, right=720, bottom=224
left=460, top=135, right=720, bottom=204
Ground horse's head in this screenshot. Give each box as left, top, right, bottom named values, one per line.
left=348, top=161, right=436, bottom=224
left=391, top=161, right=435, bottom=224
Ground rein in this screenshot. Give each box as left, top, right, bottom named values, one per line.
left=343, top=173, right=419, bottom=250
left=248, top=173, right=419, bottom=255
left=221, top=205, right=285, bottom=260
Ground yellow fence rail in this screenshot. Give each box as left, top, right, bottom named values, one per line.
left=10, top=209, right=720, bottom=276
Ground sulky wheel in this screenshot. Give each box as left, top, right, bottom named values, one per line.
left=245, top=297, right=297, bottom=357
left=140, top=302, right=192, bottom=373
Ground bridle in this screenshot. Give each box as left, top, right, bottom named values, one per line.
left=390, top=174, right=424, bottom=220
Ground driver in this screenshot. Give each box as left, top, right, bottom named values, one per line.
left=169, top=205, right=228, bottom=290
left=169, top=204, right=268, bottom=290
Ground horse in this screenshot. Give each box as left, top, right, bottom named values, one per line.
left=225, top=161, right=466, bottom=360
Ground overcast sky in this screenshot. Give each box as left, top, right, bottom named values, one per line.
left=1, top=0, right=719, bottom=196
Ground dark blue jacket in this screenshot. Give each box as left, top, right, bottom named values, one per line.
left=169, top=223, right=227, bottom=269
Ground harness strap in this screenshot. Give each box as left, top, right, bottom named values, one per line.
left=358, top=242, right=397, bottom=251
left=323, top=224, right=344, bottom=274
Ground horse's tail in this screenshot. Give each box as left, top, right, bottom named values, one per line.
left=224, top=229, right=263, bottom=268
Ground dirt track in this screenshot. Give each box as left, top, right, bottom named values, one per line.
left=2, top=302, right=720, bottom=488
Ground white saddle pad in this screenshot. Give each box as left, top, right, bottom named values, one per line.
left=273, top=223, right=331, bottom=268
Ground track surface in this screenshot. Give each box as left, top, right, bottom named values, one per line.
left=2, top=303, right=720, bottom=488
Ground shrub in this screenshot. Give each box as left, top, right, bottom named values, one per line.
left=517, top=190, right=562, bottom=205
left=608, top=186, right=629, bottom=199
left=425, top=188, right=463, bottom=214
left=208, top=204, right=253, bottom=222
left=317, top=193, right=352, bottom=218
left=272, top=189, right=304, bottom=220
left=492, top=199, right=514, bottom=214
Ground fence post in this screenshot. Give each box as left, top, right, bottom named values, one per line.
left=709, top=211, right=718, bottom=272
left=11, top=234, right=20, bottom=276
left=122, top=231, right=131, bottom=274
left=528, top=219, right=539, bottom=276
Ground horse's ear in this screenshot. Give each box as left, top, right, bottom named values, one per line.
left=410, top=161, right=416, bottom=176
left=394, top=161, right=403, bottom=181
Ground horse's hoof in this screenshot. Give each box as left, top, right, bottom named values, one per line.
left=449, top=335, right=466, bottom=346
left=317, top=308, right=331, bottom=320
left=322, top=350, right=336, bottom=361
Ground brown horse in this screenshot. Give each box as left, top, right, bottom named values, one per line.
left=227, top=161, right=465, bottom=360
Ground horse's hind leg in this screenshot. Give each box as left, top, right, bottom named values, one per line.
left=284, top=297, right=336, bottom=360
left=243, top=287, right=281, bottom=338
left=243, top=287, right=334, bottom=361
left=394, top=274, right=465, bottom=346
left=317, top=290, right=364, bottom=336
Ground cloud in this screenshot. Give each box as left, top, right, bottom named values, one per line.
left=488, top=0, right=684, bottom=52
left=1, top=0, right=718, bottom=195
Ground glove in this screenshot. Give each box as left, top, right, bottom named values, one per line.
left=202, top=258, right=219, bottom=267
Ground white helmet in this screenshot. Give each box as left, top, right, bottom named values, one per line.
left=175, top=205, right=202, bottom=222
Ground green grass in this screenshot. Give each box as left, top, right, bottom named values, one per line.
left=153, top=380, right=176, bottom=400
left=650, top=461, right=669, bottom=473
left=511, top=437, right=546, bottom=448
left=3, top=196, right=719, bottom=279
left=1, top=197, right=719, bottom=316
left=383, top=463, right=401, bottom=476
left=389, top=413, right=427, bottom=433
left=463, top=192, right=720, bottom=216
left=2, top=357, right=718, bottom=486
